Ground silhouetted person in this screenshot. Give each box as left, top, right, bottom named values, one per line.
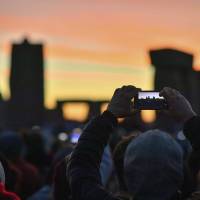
left=23, top=126, right=47, bottom=174
left=28, top=145, right=74, bottom=200
left=67, top=85, right=200, bottom=200
left=0, top=131, right=40, bottom=199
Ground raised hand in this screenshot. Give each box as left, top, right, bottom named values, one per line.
left=160, top=87, right=196, bottom=123
left=107, top=85, right=140, bottom=118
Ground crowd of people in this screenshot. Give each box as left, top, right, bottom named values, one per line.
left=1, top=85, right=200, bottom=200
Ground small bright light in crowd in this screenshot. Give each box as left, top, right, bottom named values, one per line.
left=70, top=128, right=82, bottom=144
left=118, top=118, right=125, bottom=123
left=32, top=125, right=40, bottom=131
left=62, top=103, right=89, bottom=122
left=58, top=132, right=68, bottom=141
left=141, top=110, right=156, bottom=123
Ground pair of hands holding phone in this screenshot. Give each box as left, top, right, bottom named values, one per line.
left=107, top=85, right=196, bottom=123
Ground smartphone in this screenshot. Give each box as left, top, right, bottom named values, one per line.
left=134, top=91, right=168, bottom=110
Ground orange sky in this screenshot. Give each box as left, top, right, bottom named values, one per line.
left=0, top=0, right=200, bottom=108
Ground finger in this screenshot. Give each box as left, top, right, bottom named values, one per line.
left=160, top=87, right=178, bottom=102
left=121, top=85, right=136, bottom=88
left=160, top=87, right=169, bottom=98
left=121, top=85, right=138, bottom=92
left=121, top=85, right=140, bottom=89
left=113, top=88, right=120, bottom=95
left=121, top=86, right=140, bottom=99
left=170, top=88, right=181, bottom=97
left=160, top=87, right=173, bottom=96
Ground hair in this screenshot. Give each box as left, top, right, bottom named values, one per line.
left=113, top=135, right=136, bottom=191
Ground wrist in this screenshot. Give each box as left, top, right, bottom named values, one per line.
left=106, top=105, right=118, bottom=118
left=102, top=110, right=118, bottom=128
left=106, top=110, right=116, bottom=118
left=105, top=109, right=118, bottom=119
